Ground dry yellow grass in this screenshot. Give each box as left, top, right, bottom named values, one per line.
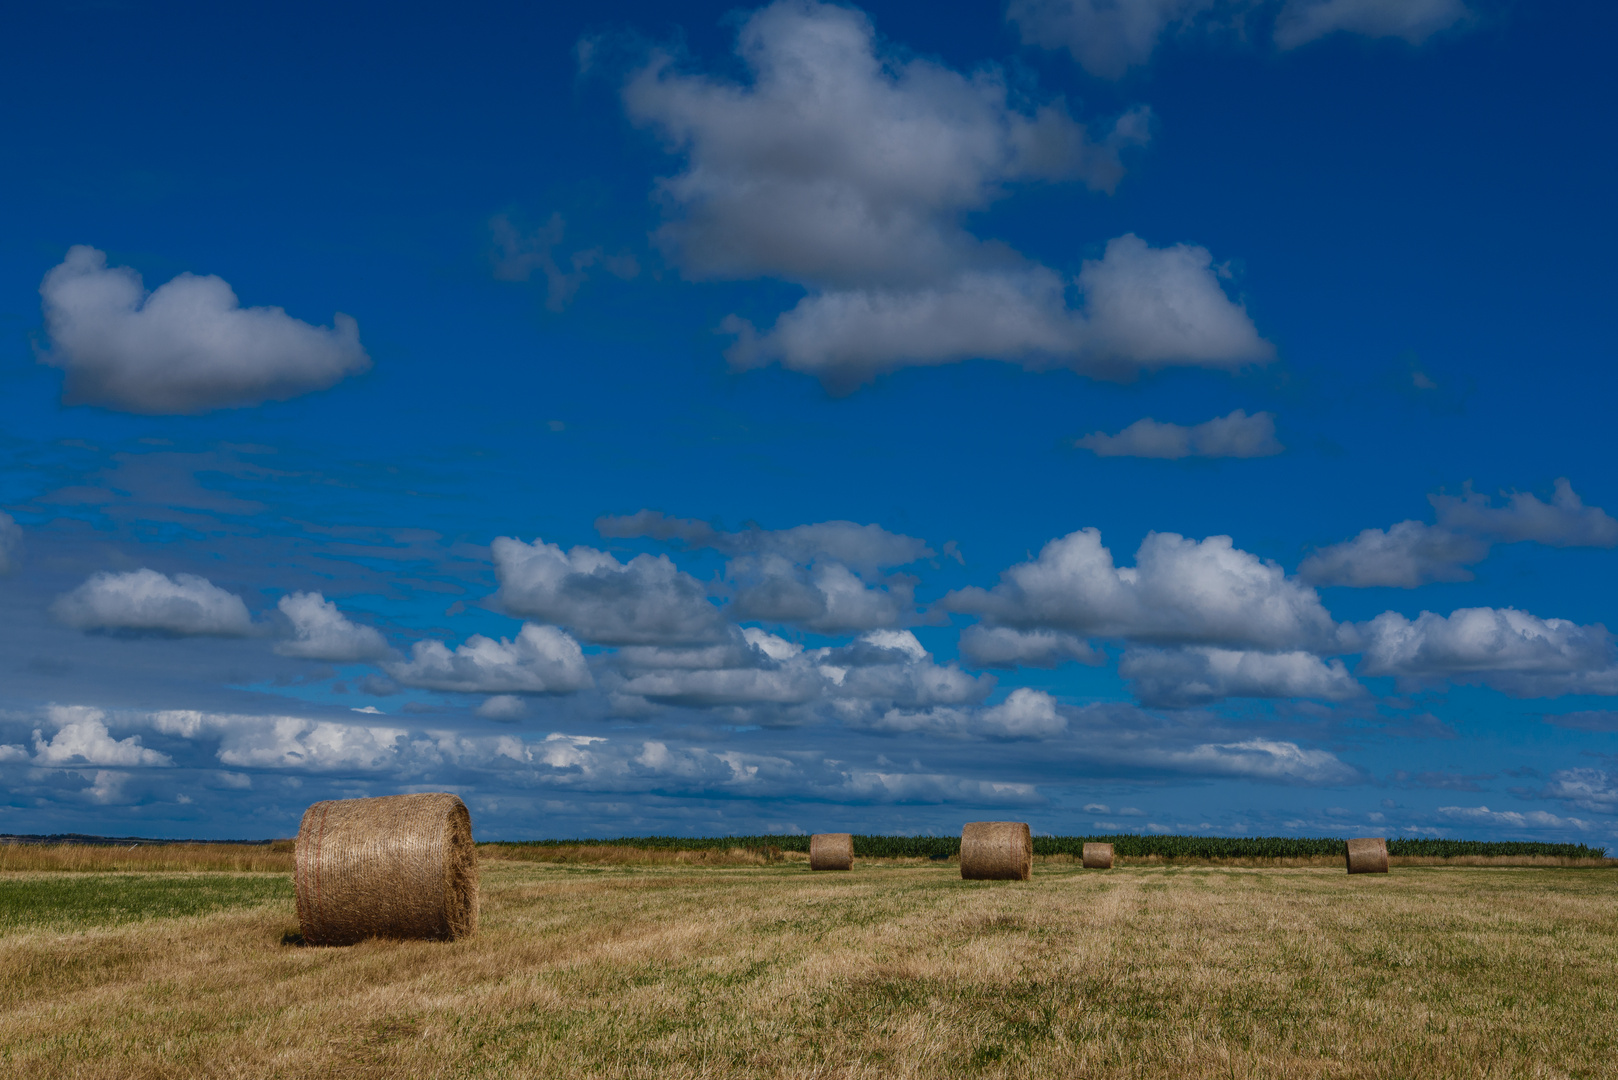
left=2, top=860, right=1616, bottom=1078
left=480, top=844, right=808, bottom=866
left=0, top=842, right=293, bottom=873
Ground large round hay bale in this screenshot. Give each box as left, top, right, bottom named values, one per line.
left=960, top=821, right=1032, bottom=881
left=809, top=833, right=854, bottom=871
left=294, top=792, right=478, bottom=945
left=1345, top=837, right=1389, bottom=874
left=1082, top=842, right=1114, bottom=869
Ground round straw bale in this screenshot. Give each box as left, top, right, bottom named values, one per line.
left=1345, top=836, right=1389, bottom=874
left=809, top=832, right=854, bottom=871
left=960, top=821, right=1032, bottom=881
left=1082, top=842, right=1114, bottom=869
left=294, top=792, right=478, bottom=945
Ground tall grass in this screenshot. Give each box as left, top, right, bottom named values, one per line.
left=0, top=843, right=293, bottom=873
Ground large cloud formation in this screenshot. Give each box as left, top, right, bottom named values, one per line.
left=39, top=245, right=370, bottom=413
left=274, top=593, right=392, bottom=662
left=52, top=569, right=254, bottom=636
left=946, top=528, right=1342, bottom=652
left=1357, top=607, right=1618, bottom=696
left=622, top=1, right=1271, bottom=390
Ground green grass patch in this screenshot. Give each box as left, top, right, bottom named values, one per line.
left=0, top=872, right=291, bottom=933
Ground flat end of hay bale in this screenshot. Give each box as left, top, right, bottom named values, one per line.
left=295, top=792, right=479, bottom=945
left=809, top=833, right=854, bottom=871
left=960, top=821, right=1032, bottom=881
left=1345, top=837, right=1389, bottom=874
left=1082, top=842, right=1114, bottom=869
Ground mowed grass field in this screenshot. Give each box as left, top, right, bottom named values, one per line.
left=2, top=855, right=1616, bottom=1079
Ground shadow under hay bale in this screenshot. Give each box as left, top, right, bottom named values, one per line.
left=1345, top=837, right=1389, bottom=874
left=1082, top=842, right=1114, bottom=869
left=960, top=822, right=1031, bottom=881
left=294, top=792, right=478, bottom=945
left=809, top=833, right=853, bottom=871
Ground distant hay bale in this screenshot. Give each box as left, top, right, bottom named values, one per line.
left=809, top=833, right=854, bottom=871
left=295, top=792, right=479, bottom=945
left=960, top=822, right=1032, bottom=881
left=1345, top=837, right=1389, bottom=875
left=1082, top=842, right=1114, bottom=869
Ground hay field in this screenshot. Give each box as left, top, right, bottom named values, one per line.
left=2, top=859, right=1616, bottom=1078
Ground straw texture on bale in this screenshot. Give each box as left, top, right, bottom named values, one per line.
left=1082, top=842, right=1114, bottom=869
left=1345, top=836, right=1390, bottom=874
left=809, top=832, right=854, bottom=871
left=960, top=821, right=1032, bottom=881
left=295, top=792, right=478, bottom=945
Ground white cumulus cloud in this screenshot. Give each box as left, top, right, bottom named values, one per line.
left=946, top=528, right=1341, bottom=652
left=384, top=623, right=593, bottom=694
left=1120, top=646, right=1362, bottom=707
left=1300, top=479, right=1616, bottom=588
left=958, top=626, right=1103, bottom=669
left=599, top=512, right=929, bottom=632
left=39, top=245, right=370, bottom=413
left=725, top=554, right=916, bottom=633
left=625, top=0, right=1141, bottom=284
left=32, top=706, right=172, bottom=767
left=1162, top=738, right=1360, bottom=785
left=274, top=592, right=392, bottom=662
left=726, top=236, right=1272, bottom=391
left=52, top=568, right=253, bottom=636
left=493, top=536, right=726, bottom=645
left=622, top=1, right=1269, bottom=391
left=1431, top=479, right=1618, bottom=548
left=476, top=695, right=529, bottom=721
left=1538, top=769, right=1618, bottom=815
left=864, top=687, right=1067, bottom=740
left=1358, top=607, right=1618, bottom=696
left=152, top=710, right=410, bottom=772
left=611, top=628, right=991, bottom=717
left=1076, top=408, right=1282, bottom=459
left=1298, top=521, right=1488, bottom=588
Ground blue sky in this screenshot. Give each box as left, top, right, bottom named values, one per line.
left=1, top=0, right=1615, bottom=845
